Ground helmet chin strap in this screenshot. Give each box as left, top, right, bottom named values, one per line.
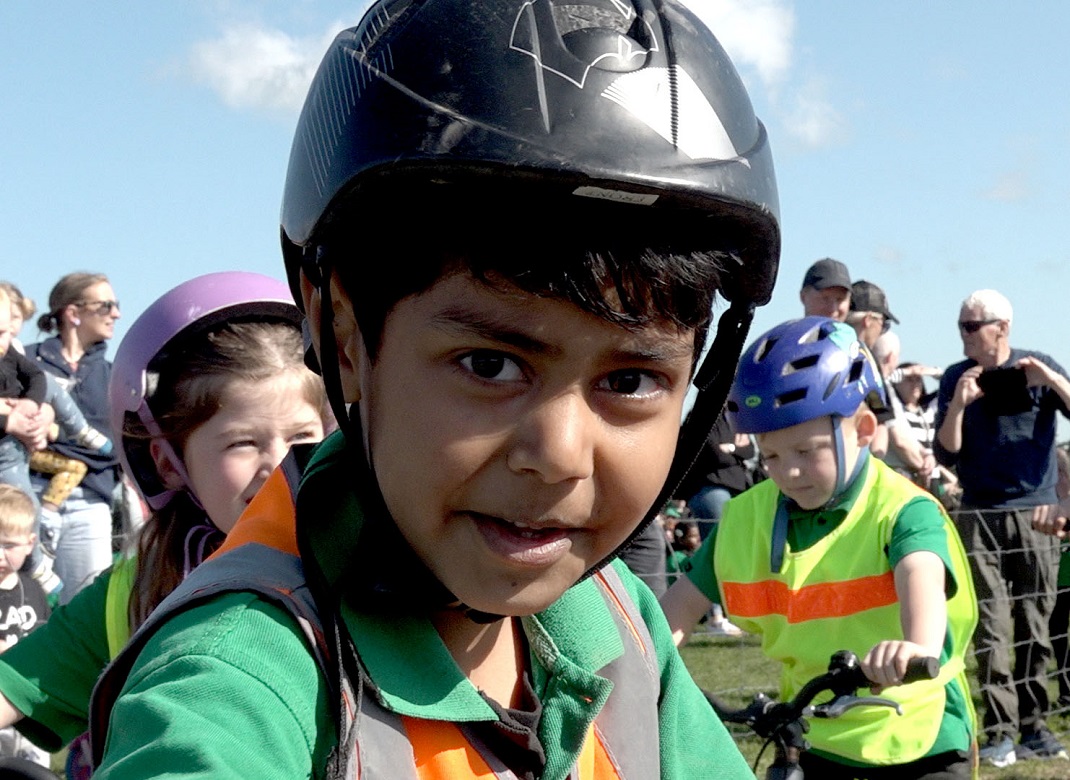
left=769, top=416, right=869, bottom=573
left=832, top=415, right=869, bottom=497
left=136, top=401, right=207, bottom=514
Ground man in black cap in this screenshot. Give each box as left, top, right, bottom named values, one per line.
left=800, top=258, right=851, bottom=321
left=848, top=279, right=899, bottom=349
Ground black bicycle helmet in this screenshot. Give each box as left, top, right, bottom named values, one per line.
left=282, top=0, right=779, bottom=305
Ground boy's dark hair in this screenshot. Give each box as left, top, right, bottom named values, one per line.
left=325, top=187, right=727, bottom=365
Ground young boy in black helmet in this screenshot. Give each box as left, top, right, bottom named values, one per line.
left=90, top=1, right=779, bottom=777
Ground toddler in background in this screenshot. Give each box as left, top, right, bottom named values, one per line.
left=0, top=485, right=50, bottom=769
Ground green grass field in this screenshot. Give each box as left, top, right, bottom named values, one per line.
left=681, top=632, right=1070, bottom=779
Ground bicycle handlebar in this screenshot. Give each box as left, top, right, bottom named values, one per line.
left=706, top=651, right=940, bottom=780
left=709, top=650, right=940, bottom=731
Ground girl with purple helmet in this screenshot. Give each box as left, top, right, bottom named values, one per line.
left=0, top=272, right=329, bottom=774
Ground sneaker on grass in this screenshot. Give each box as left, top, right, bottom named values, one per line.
left=978, top=735, right=1017, bottom=768
left=1017, top=727, right=1069, bottom=760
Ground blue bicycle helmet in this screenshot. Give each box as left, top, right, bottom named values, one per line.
left=727, top=316, right=886, bottom=435
left=727, top=317, right=887, bottom=572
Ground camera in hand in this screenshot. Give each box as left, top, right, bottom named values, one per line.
left=977, top=366, right=1032, bottom=415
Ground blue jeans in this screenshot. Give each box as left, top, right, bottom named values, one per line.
left=688, top=486, right=732, bottom=540
left=43, top=374, right=91, bottom=438
left=0, top=436, right=36, bottom=506
left=30, top=476, right=112, bottom=604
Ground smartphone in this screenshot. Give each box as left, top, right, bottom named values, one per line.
left=977, top=366, right=1032, bottom=415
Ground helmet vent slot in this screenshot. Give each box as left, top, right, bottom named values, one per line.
left=799, top=324, right=823, bottom=345
left=551, top=2, right=637, bottom=36
left=755, top=337, right=778, bottom=362
left=823, top=373, right=842, bottom=401
left=774, top=388, right=807, bottom=408
left=846, top=359, right=865, bottom=384
left=783, top=355, right=818, bottom=375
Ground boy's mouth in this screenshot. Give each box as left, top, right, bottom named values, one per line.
left=468, top=512, right=573, bottom=567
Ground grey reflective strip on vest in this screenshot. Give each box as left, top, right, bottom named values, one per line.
left=583, top=564, right=661, bottom=779
left=88, top=543, right=326, bottom=768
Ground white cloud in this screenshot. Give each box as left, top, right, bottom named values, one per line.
left=684, top=1, right=844, bottom=149
left=188, top=23, right=345, bottom=116
left=780, top=76, right=847, bottom=149
left=684, top=0, right=795, bottom=87
left=983, top=170, right=1030, bottom=202
left=874, top=245, right=904, bottom=267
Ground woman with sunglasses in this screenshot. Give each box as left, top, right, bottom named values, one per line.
left=25, top=273, right=121, bottom=604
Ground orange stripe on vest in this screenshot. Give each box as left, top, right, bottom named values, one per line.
left=723, top=570, right=897, bottom=623
left=403, top=717, right=619, bottom=779
left=404, top=718, right=499, bottom=779
left=210, top=468, right=299, bottom=559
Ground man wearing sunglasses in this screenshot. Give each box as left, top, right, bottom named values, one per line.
left=935, top=288, right=1070, bottom=766
left=847, top=279, right=898, bottom=347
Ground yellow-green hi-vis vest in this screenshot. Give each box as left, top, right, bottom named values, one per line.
left=714, top=458, right=977, bottom=766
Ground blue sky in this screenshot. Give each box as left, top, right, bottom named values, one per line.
left=3, top=2, right=1068, bottom=415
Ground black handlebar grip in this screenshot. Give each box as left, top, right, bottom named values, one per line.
left=902, top=656, right=939, bottom=684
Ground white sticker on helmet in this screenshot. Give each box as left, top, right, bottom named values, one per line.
left=573, top=186, right=659, bottom=205
left=602, top=65, right=738, bottom=160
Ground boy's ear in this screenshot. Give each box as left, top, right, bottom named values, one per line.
left=149, top=439, right=186, bottom=491
left=304, top=270, right=364, bottom=404
left=853, top=408, right=879, bottom=447
left=298, top=270, right=323, bottom=367
left=323, top=269, right=365, bottom=402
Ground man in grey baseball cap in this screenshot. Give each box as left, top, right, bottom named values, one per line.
left=800, top=257, right=851, bottom=321
left=848, top=279, right=899, bottom=348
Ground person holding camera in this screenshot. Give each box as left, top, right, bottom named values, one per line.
left=935, top=288, right=1070, bottom=766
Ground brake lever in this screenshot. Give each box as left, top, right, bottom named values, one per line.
left=805, top=694, right=903, bottom=719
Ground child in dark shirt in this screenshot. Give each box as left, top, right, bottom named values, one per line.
left=0, top=485, right=50, bottom=768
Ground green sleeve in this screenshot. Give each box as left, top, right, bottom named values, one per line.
left=94, top=592, right=334, bottom=780
left=888, top=497, right=957, bottom=598
left=611, top=560, right=752, bottom=779
left=682, top=525, right=721, bottom=604
left=0, top=566, right=113, bottom=749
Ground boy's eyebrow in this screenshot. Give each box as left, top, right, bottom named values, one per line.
left=432, top=305, right=559, bottom=355
left=430, top=305, right=693, bottom=364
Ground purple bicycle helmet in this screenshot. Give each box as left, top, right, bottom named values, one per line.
left=109, top=272, right=302, bottom=510
left=727, top=317, right=886, bottom=435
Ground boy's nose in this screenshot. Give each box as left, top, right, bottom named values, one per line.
left=506, top=392, right=596, bottom=484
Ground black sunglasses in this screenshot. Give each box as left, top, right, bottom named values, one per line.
left=77, top=299, right=120, bottom=315
left=958, top=319, right=998, bottom=334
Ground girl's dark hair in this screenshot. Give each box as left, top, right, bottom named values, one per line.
left=37, top=272, right=108, bottom=333
left=127, top=319, right=327, bottom=630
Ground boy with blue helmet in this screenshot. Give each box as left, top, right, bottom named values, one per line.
left=662, top=317, right=978, bottom=779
